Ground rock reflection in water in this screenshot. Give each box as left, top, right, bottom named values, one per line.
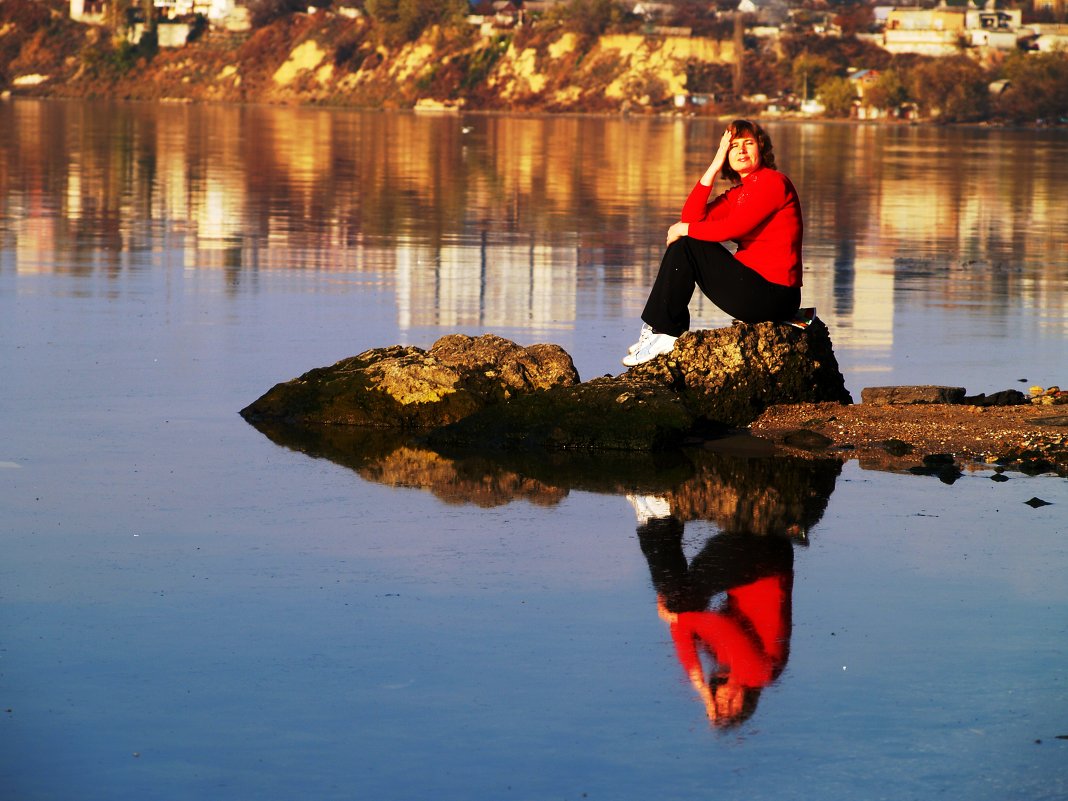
left=251, top=418, right=841, bottom=727
left=632, top=448, right=841, bottom=728
left=250, top=417, right=708, bottom=503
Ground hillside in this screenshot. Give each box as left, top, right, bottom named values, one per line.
left=0, top=2, right=737, bottom=113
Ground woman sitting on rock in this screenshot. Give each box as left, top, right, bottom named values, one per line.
left=623, top=120, right=805, bottom=366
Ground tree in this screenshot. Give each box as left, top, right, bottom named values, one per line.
left=792, top=53, right=838, bottom=100
left=247, top=0, right=306, bottom=27
left=366, top=0, right=468, bottom=43
left=995, top=50, right=1068, bottom=122
left=548, top=0, right=629, bottom=38
left=832, top=2, right=874, bottom=36
left=863, top=68, right=907, bottom=112
left=909, top=56, right=989, bottom=122
left=817, top=75, right=856, bottom=117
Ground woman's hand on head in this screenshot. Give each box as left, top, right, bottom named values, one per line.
left=703, top=128, right=734, bottom=185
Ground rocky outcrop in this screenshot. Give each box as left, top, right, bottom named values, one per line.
left=239, top=333, right=580, bottom=429
left=429, top=318, right=850, bottom=451
left=242, top=320, right=852, bottom=452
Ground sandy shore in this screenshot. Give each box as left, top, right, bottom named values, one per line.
left=751, top=400, right=1068, bottom=476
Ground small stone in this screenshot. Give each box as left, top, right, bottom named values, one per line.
left=881, top=438, right=913, bottom=456
left=1024, top=497, right=1052, bottom=508
left=782, top=429, right=835, bottom=451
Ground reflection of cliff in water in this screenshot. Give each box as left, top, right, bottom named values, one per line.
left=249, top=420, right=841, bottom=516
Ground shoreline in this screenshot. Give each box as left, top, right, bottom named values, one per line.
left=6, top=92, right=1065, bottom=133
left=751, top=399, right=1068, bottom=478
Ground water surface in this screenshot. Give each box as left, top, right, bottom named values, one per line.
left=2, top=100, right=1067, bottom=800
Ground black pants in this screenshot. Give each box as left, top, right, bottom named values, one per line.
left=641, top=238, right=801, bottom=337
left=637, top=516, right=794, bottom=614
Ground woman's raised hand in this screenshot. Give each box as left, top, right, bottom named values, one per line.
left=702, top=128, right=734, bottom=186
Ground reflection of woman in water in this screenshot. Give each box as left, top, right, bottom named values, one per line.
left=630, top=453, right=839, bottom=727
left=639, top=517, right=793, bottom=727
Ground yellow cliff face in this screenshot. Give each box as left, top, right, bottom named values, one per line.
left=4, top=10, right=737, bottom=113
left=273, top=40, right=327, bottom=86
left=598, top=34, right=734, bottom=103
left=483, top=30, right=734, bottom=110
left=487, top=42, right=549, bottom=100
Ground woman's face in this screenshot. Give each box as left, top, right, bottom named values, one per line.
left=728, top=134, right=761, bottom=177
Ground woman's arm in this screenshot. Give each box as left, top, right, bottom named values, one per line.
left=686, top=171, right=791, bottom=244
left=668, top=129, right=734, bottom=246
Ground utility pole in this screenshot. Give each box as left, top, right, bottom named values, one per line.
left=142, top=0, right=157, bottom=39
left=732, top=12, right=744, bottom=99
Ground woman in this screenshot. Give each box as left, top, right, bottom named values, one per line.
left=623, top=119, right=804, bottom=366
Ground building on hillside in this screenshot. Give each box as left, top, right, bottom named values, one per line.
left=522, top=0, right=567, bottom=17
left=737, top=0, right=788, bottom=26
left=883, top=6, right=968, bottom=54
left=882, top=1, right=1029, bottom=55
left=632, top=2, right=675, bottom=19
left=69, top=0, right=106, bottom=24
left=1028, top=22, right=1068, bottom=48
left=71, top=0, right=252, bottom=31
left=848, top=68, right=881, bottom=98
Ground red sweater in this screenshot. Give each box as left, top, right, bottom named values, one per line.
left=680, top=166, right=804, bottom=288
left=668, top=574, right=791, bottom=688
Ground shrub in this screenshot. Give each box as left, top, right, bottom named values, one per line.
left=994, top=50, right=1068, bottom=122
left=246, top=0, right=306, bottom=28
left=817, top=75, right=856, bottom=117
left=862, top=68, right=907, bottom=111
left=908, top=55, right=989, bottom=122
left=366, top=0, right=468, bottom=44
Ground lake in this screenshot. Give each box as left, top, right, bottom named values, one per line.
left=1, top=99, right=1067, bottom=801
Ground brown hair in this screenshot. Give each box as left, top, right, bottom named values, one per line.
left=719, top=119, right=776, bottom=184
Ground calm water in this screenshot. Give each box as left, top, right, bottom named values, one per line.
left=2, top=99, right=1067, bottom=800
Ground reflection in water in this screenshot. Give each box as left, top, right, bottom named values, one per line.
left=642, top=521, right=794, bottom=727
left=633, top=452, right=840, bottom=727
left=3, top=100, right=1065, bottom=363
left=251, top=414, right=840, bottom=728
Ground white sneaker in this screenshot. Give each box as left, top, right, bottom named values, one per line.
left=626, top=493, right=672, bottom=524
left=622, top=332, right=677, bottom=367
left=627, top=323, right=654, bottom=355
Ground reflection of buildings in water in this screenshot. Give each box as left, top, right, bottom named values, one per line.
left=15, top=217, right=57, bottom=276
left=2, top=101, right=1065, bottom=342
left=395, top=235, right=578, bottom=333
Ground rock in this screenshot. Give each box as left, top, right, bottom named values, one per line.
left=631, top=318, right=853, bottom=427
left=880, top=438, right=914, bottom=456
left=862, top=386, right=966, bottom=405
left=427, top=373, right=705, bottom=452
left=430, top=319, right=852, bottom=451
left=961, top=389, right=1029, bottom=406
left=239, top=333, right=580, bottom=429
left=243, top=321, right=852, bottom=452
left=908, top=454, right=963, bottom=484
left=781, top=429, right=835, bottom=451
